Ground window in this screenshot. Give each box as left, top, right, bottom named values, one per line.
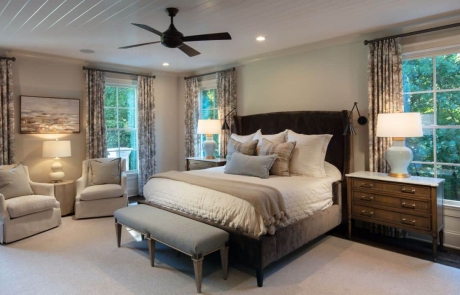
left=403, top=53, right=460, bottom=201
left=199, top=80, right=219, bottom=158
left=104, top=85, right=138, bottom=172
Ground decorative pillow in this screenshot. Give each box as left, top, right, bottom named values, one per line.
left=88, top=158, right=121, bottom=186
left=0, top=164, right=34, bottom=199
left=230, top=129, right=261, bottom=143
left=254, top=130, right=288, bottom=154
left=258, top=139, right=296, bottom=176
left=224, top=152, right=277, bottom=179
left=287, top=130, right=332, bottom=177
left=226, top=138, right=258, bottom=162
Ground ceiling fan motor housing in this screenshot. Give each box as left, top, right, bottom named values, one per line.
left=161, top=24, right=184, bottom=48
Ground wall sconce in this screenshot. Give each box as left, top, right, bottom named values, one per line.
left=221, top=108, right=236, bottom=131
left=343, top=102, right=368, bottom=135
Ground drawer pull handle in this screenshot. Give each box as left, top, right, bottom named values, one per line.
left=360, top=196, right=374, bottom=201
left=360, top=183, right=374, bottom=188
left=361, top=210, right=374, bottom=217
left=401, top=188, right=415, bottom=194
left=401, top=202, right=416, bottom=209
left=402, top=218, right=416, bottom=226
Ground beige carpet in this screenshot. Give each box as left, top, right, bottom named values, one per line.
left=1, top=216, right=459, bottom=295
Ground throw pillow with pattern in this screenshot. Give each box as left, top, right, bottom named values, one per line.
left=258, top=139, right=296, bottom=176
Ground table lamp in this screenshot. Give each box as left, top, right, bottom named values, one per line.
left=43, top=139, right=71, bottom=182
left=376, top=112, right=423, bottom=178
left=197, top=119, right=221, bottom=159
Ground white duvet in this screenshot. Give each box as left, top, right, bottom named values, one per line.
left=143, top=163, right=342, bottom=237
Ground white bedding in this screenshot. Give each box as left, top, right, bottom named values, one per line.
left=143, top=162, right=342, bottom=237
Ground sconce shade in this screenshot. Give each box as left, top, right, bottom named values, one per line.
left=376, top=113, right=423, bottom=138
left=222, top=120, right=230, bottom=130
left=197, top=120, right=221, bottom=135
left=42, top=140, right=71, bottom=158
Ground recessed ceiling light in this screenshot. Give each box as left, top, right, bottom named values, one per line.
left=80, top=49, right=95, bottom=54
left=256, top=36, right=265, bottom=41
left=163, top=62, right=169, bottom=66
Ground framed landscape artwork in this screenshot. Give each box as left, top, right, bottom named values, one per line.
left=20, top=96, right=80, bottom=134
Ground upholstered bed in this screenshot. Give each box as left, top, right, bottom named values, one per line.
left=142, top=110, right=352, bottom=287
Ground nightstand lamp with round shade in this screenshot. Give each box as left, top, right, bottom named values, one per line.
left=42, top=139, right=71, bottom=182
left=197, top=119, right=221, bottom=159
left=376, top=112, right=423, bottom=178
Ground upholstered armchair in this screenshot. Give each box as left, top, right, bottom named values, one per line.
left=75, top=158, right=128, bottom=219
left=0, top=164, right=61, bottom=244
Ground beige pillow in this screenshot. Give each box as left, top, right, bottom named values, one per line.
left=287, top=130, right=332, bottom=177
left=230, top=129, right=261, bottom=143
left=258, top=139, right=296, bottom=176
left=88, top=158, right=121, bottom=186
left=226, top=138, right=258, bottom=162
left=254, top=130, right=287, bottom=154
left=0, top=164, right=34, bottom=199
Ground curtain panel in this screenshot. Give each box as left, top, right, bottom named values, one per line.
left=217, top=70, right=237, bottom=158
left=85, top=69, right=107, bottom=159
left=0, top=59, right=14, bottom=165
left=137, top=76, right=156, bottom=195
left=184, top=78, right=199, bottom=158
left=368, top=38, right=403, bottom=173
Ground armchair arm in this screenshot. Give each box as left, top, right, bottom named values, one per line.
left=76, top=175, right=87, bottom=199
left=0, top=194, right=10, bottom=222
left=121, top=171, right=128, bottom=198
left=30, top=181, right=55, bottom=197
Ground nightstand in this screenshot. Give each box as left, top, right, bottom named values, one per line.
left=52, top=180, right=76, bottom=216
left=346, top=171, right=445, bottom=261
left=186, top=157, right=226, bottom=171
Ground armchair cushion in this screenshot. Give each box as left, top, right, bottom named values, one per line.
left=88, top=158, right=121, bottom=186
left=0, top=164, right=34, bottom=200
left=6, top=195, right=57, bottom=218
left=80, top=184, right=123, bottom=201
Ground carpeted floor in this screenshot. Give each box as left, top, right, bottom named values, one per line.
left=1, top=216, right=460, bottom=295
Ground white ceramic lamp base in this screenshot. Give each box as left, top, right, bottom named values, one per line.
left=202, top=135, right=217, bottom=159
left=385, top=139, right=412, bottom=178
left=49, top=158, right=65, bottom=182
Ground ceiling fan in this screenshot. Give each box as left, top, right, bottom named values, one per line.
left=119, top=7, right=232, bottom=57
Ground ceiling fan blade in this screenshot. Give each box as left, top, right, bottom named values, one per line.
left=118, top=41, right=160, bottom=49
left=183, top=32, right=231, bottom=42
left=131, top=23, right=162, bottom=36
left=178, top=44, right=200, bottom=57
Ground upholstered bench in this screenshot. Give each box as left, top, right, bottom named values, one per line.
left=114, top=204, right=229, bottom=293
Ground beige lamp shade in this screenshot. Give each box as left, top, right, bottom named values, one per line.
left=197, top=119, right=221, bottom=135
left=42, top=140, right=71, bottom=158
left=376, top=112, right=423, bottom=138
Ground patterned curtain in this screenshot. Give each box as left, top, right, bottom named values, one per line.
left=137, top=76, right=156, bottom=195
left=368, top=38, right=403, bottom=173
left=0, top=59, right=14, bottom=165
left=85, top=69, right=107, bottom=159
left=217, top=69, right=237, bottom=158
left=184, top=78, right=199, bottom=158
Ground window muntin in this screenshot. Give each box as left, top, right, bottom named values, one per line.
left=403, top=53, right=460, bottom=201
left=104, top=85, right=138, bottom=171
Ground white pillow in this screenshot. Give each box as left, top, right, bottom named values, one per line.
left=230, top=129, right=261, bottom=143
left=254, top=130, right=287, bottom=154
left=287, top=130, right=332, bottom=177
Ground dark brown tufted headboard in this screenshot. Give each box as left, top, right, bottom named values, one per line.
left=234, top=111, right=352, bottom=176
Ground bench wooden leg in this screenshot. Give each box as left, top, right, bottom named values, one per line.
left=192, top=257, right=203, bottom=293
left=148, top=239, right=156, bottom=267
left=115, top=221, right=121, bottom=248
left=220, top=246, right=229, bottom=280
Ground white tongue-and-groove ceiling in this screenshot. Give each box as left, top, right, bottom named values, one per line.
left=1, top=0, right=459, bottom=73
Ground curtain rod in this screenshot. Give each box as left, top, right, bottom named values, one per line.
left=0, top=56, right=16, bottom=61
left=83, top=66, right=155, bottom=79
left=184, top=67, right=235, bottom=80
left=364, top=22, right=460, bottom=45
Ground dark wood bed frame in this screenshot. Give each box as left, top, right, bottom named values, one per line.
left=142, top=110, right=352, bottom=287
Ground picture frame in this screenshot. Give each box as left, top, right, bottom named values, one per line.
left=20, top=95, right=80, bottom=134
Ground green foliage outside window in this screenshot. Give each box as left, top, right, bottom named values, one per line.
left=200, top=89, right=220, bottom=158
left=403, top=53, right=460, bottom=201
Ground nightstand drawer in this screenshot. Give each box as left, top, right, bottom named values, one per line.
left=352, top=192, right=430, bottom=213
left=382, top=183, right=430, bottom=198
left=188, top=160, right=217, bottom=170
left=353, top=179, right=380, bottom=190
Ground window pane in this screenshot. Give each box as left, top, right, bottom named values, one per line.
left=201, top=109, right=218, bottom=120
left=403, top=93, right=434, bottom=125
left=104, top=108, right=117, bottom=128
left=118, top=108, right=136, bottom=128
left=120, top=130, right=137, bottom=148
left=129, top=150, right=138, bottom=170
left=436, top=54, right=460, bottom=90
left=408, top=163, right=434, bottom=178
left=436, top=129, right=460, bottom=164
left=105, top=86, right=116, bottom=107
left=118, top=87, right=136, bottom=108
left=107, top=131, right=118, bottom=149
left=402, top=57, right=433, bottom=92
left=438, top=165, right=460, bottom=201
left=201, top=89, right=216, bottom=110
left=436, top=91, right=460, bottom=125
left=407, top=129, right=433, bottom=162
